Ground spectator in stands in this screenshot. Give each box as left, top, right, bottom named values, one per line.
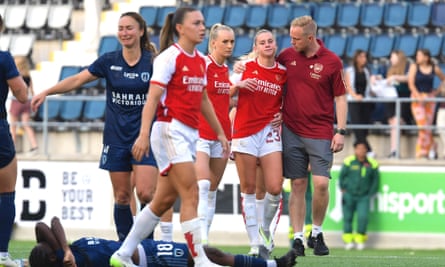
left=230, top=29, right=286, bottom=259
left=31, top=12, right=161, bottom=241
left=436, top=82, right=445, bottom=159
left=0, top=14, right=29, bottom=267
left=9, top=56, right=38, bottom=155
left=408, top=49, right=445, bottom=159
left=339, top=140, right=379, bottom=251
left=344, top=49, right=375, bottom=156
left=373, top=50, right=411, bottom=158
left=110, top=7, right=229, bottom=267
left=29, top=216, right=297, bottom=267
left=196, top=23, right=234, bottom=245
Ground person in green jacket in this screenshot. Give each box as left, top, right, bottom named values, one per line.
left=339, top=140, right=379, bottom=250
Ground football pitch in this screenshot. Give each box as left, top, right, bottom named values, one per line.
left=10, top=240, right=445, bottom=267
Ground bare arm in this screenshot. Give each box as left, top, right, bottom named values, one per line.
left=8, top=76, right=28, bottom=103
left=201, top=90, right=229, bottom=157
left=51, top=217, right=77, bottom=267
left=332, top=94, right=347, bottom=153
left=31, top=69, right=97, bottom=112
left=132, top=84, right=163, bottom=162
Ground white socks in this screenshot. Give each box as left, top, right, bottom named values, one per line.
left=241, top=193, right=260, bottom=246
left=160, top=221, right=173, bottom=241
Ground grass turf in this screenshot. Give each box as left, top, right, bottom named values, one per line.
left=9, top=240, right=445, bottom=267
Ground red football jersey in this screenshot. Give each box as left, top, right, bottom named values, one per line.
left=198, top=55, right=232, bottom=140
left=151, top=44, right=207, bottom=129
left=231, top=58, right=287, bottom=138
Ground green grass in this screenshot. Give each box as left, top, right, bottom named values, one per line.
left=9, top=240, right=445, bottom=267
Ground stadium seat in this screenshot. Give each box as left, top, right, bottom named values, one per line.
left=277, top=33, right=291, bottom=53
left=345, top=34, right=371, bottom=59
left=336, top=2, right=360, bottom=29
left=232, top=34, right=253, bottom=59
left=369, top=33, right=395, bottom=59
left=383, top=2, right=409, bottom=28
left=0, top=4, right=6, bottom=19
left=196, top=36, right=209, bottom=54
left=59, top=65, right=81, bottom=81
left=313, top=2, right=337, bottom=29
left=360, top=2, right=384, bottom=29
left=8, top=34, right=35, bottom=57
left=267, top=4, right=290, bottom=29
left=289, top=3, right=313, bottom=25
left=418, top=33, right=444, bottom=58
left=47, top=3, right=74, bottom=39
left=25, top=3, right=50, bottom=39
left=156, top=6, right=176, bottom=29
left=83, top=99, right=106, bottom=122
left=223, top=4, right=248, bottom=29
left=406, top=2, right=432, bottom=28
left=98, top=35, right=120, bottom=57
left=3, top=4, right=27, bottom=32
left=201, top=5, right=225, bottom=28
left=139, top=5, right=158, bottom=29
left=393, top=34, right=420, bottom=58
left=37, top=98, right=62, bottom=122
left=324, top=33, right=347, bottom=58
left=431, top=2, right=445, bottom=28
left=245, top=4, right=268, bottom=30
left=59, top=98, right=84, bottom=122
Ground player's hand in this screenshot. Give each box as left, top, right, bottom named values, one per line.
left=63, top=249, right=77, bottom=267
left=331, top=134, right=345, bottom=153
left=233, top=60, right=246, bottom=74
left=31, top=92, right=47, bottom=113
left=132, top=134, right=150, bottom=162
left=236, top=78, right=257, bottom=92
left=270, top=112, right=282, bottom=128
left=217, top=133, right=230, bottom=159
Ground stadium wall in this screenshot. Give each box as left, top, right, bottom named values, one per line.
left=12, top=161, right=445, bottom=249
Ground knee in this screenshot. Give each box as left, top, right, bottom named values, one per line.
left=136, top=187, right=155, bottom=205
left=114, top=190, right=131, bottom=205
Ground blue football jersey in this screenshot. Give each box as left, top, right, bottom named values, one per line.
left=88, top=50, right=153, bottom=147
left=0, top=51, right=20, bottom=119
left=56, top=237, right=189, bottom=267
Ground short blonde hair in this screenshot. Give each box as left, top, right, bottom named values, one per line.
left=14, top=56, right=31, bottom=76
left=290, top=15, right=317, bottom=36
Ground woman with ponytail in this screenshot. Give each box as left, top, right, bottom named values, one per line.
left=110, top=7, right=229, bottom=267
left=32, top=12, right=159, bottom=242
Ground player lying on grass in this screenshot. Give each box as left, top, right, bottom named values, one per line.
left=28, top=217, right=297, bottom=267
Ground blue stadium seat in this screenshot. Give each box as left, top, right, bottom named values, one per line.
left=323, top=33, right=347, bottom=58
left=360, top=2, right=384, bottom=29
left=418, top=33, right=444, bottom=58
left=245, top=5, right=268, bottom=29
left=59, top=65, right=81, bottom=81
left=431, top=2, right=445, bottom=28
left=59, top=99, right=84, bottom=122
left=201, top=5, right=225, bottom=28
left=277, top=34, right=291, bottom=53
left=83, top=100, right=106, bottom=122
left=369, top=33, right=395, bottom=59
left=313, top=2, right=337, bottom=29
left=394, top=34, right=420, bottom=58
left=232, top=34, right=253, bottom=59
left=223, top=4, right=248, bottom=29
left=139, top=6, right=158, bottom=29
left=336, top=2, right=360, bottom=29
left=196, top=36, right=209, bottom=54
left=98, top=35, right=121, bottom=57
left=345, top=34, right=371, bottom=59
left=267, top=4, right=290, bottom=29
left=383, top=2, right=409, bottom=28
left=37, top=98, right=62, bottom=122
left=289, top=3, right=313, bottom=25
left=156, top=6, right=176, bottom=29
left=407, top=2, right=432, bottom=28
